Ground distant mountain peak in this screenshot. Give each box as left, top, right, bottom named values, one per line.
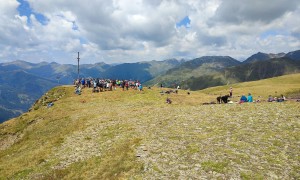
left=244, top=52, right=286, bottom=64
left=285, top=50, right=300, bottom=61
left=1, top=60, right=34, bottom=69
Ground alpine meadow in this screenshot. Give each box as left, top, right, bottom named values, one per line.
left=1, top=74, right=300, bottom=179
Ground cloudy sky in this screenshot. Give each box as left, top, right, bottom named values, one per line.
left=0, top=0, right=299, bottom=64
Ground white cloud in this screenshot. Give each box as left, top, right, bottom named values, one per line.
left=212, top=0, right=300, bottom=24
left=0, top=0, right=299, bottom=64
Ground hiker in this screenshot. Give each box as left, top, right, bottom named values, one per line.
left=135, top=81, right=139, bottom=90
left=93, top=79, right=98, bottom=92
left=81, top=78, right=85, bottom=88
left=277, top=94, right=286, bottom=102
left=108, top=80, right=112, bottom=91
left=268, top=95, right=274, bottom=102
left=125, top=81, right=129, bottom=90
left=112, top=79, right=116, bottom=90
left=239, top=95, right=247, bottom=103
left=229, top=87, right=233, bottom=97
left=87, top=79, right=91, bottom=88
left=75, top=85, right=81, bottom=95
left=75, top=79, right=80, bottom=87
left=166, top=98, right=172, bottom=104
left=138, top=84, right=143, bottom=91
left=247, top=93, right=253, bottom=102
left=121, top=80, right=125, bottom=91
left=96, top=79, right=102, bottom=92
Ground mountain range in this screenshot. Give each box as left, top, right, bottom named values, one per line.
left=243, top=52, right=286, bottom=63
left=0, top=49, right=299, bottom=122
left=146, top=50, right=300, bottom=90
left=0, top=70, right=58, bottom=122
left=0, top=59, right=183, bottom=122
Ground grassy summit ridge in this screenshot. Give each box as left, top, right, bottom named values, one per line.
left=0, top=74, right=300, bottom=179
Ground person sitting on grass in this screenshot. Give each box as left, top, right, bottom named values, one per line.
left=166, top=98, right=172, bottom=104
left=239, top=95, right=247, bottom=103
left=75, top=85, right=81, bottom=95
left=247, top=93, right=253, bottom=102
left=277, top=94, right=286, bottom=102
left=268, top=95, right=274, bottom=102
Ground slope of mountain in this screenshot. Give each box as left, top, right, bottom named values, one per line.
left=0, top=60, right=111, bottom=84
left=225, top=57, right=300, bottom=82
left=0, top=60, right=35, bottom=72
left=102, top=59, right=184, bottom=82
left=102, top=62, right=152, bottom=81
left=0, top=59, right=183, bottom=84
left=1, top=74, right=300, bottom=179
left=243, top=49, right=300, bottom=64
left=285, top=50, right=300, bottom=61
left=183, top=57, right=300, bottom=90
left=146, top=59, right=186, bottom=77
left=243, top=52, right=285, bottom=64
left=145, top=56, right=241, bottom=89
left=0, top=70, right=58, bottom=123
left=146, top=50, right=300, bottom=90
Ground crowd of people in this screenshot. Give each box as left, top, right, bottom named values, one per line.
left=74, top=78, right=143, bottom=94
left=74, top=79, right=289, bottom=104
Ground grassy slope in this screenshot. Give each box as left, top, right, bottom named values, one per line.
left=145, top=63, right=226, bottom=88
left=200, top=73, right=300, bottom=100
left=0, top=74, right=300, bottom=179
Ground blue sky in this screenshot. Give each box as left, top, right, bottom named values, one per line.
left=17, top=0, right=48, bottom=25
left=260, top=29, right=290, bottom=39
left=0, top=0, right=299, bottom=64
left=176, top=16, right=191, bottom=28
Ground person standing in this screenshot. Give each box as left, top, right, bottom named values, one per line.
left=81, top=78, right=85, bottom=88
left=125, top=81, right=129, bottom=90
left=138, top=84, right=143, bottom=91
left=229, top=87, right=233, bottom=97
left=121, top=80, right=125, bottom=91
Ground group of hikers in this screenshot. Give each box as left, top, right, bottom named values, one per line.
left=217, top=87, right=287, bottom=104
left=74, top=78, right=143, bottom=95
left=74, top=79, right=288, bottom=104
left=267, top=94, right=286, bottom=102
